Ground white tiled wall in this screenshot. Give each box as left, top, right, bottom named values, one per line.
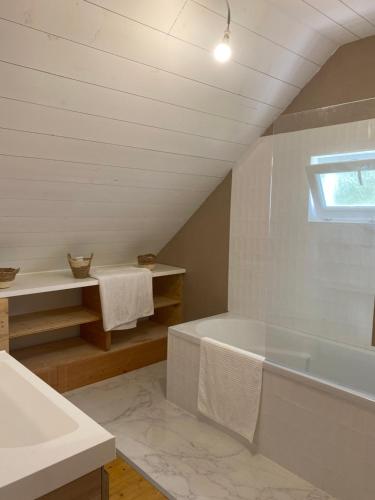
left=228, top=138, right=272, bottom=321
left=229, top=119, right=375, bottom=349
left=256, top=368, right=375, bottom=500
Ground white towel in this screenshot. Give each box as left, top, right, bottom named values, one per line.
left=198, top=337, right=264, bottom=443
left=91, top=267, right=154, bottom=331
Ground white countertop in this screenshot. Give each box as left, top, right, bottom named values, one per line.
left=0, top=351, right=115, bottom=500
left=0, top=263, right=186, bottom=299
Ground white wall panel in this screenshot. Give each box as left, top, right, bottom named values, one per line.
left=0, top=19, right=287, bottom=117
left=1, top=242, right=169, bottom=272
left=268, top=0, right=371, bottom=44
left=0, top=178, right=210, bottom=206
left=0, top=216, right=185, bottom=233
left=84, top=0, right=187, bottom=32
left=0, top=62, right=262, bottom=141
left=341, top=0, right=375, bottom=25
left=0, top=156, right=220, bottom=192
left=0, top=98, right=246, bottom=162
left=0, top=0, right=364, bottom=272
left=0, top=240, right=175, bottom=262
left=0, top=129, right=232, bottom=177
left=0, top=216, right=181, bottom=235
left=304, top=0, right=375, bottom=38
left=3, top=0, right=296, bottom=91
left=0, top=0, right=306, bottom=93
left=0, top=231, right=176, bottom=249
left=0, top=199, right=194, bottom=219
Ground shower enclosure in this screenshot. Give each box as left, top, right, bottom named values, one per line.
left=267, top=99, right=375, bottom=396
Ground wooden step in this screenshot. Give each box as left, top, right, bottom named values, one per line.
left=11, top=320, right=168, bottom=392
left=9, top=306, right=101, bottom=339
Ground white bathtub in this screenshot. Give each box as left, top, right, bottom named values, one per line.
left=168, top=312, right=375, bottom=405
left=182, top=314, right=312, bottom=372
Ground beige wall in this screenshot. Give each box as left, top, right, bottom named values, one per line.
left=158, top=174, right=231, bottom=322
left=265, top=35, right=375, bottom=134
left=284, top=35, right=375, bottom=113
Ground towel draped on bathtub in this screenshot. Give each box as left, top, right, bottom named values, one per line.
left=198, top=337, right=264, bottom=443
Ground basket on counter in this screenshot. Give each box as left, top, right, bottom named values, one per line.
left=137, top=253, right=156, bottom=270
left=67, top=253, right=93, bottom=279
left=0, top=268, right=20, bottom=289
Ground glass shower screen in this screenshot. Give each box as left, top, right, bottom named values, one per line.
left=265, top=99, right=375, bottom=395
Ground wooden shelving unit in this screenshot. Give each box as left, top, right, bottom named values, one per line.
left=9, top=306, right=101, bottom=339
left=0, top=265, right=185, bottom=392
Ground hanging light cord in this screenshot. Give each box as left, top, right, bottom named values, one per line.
left=225, top=0, right=231, bottom=32
left=213, top=0, right=232, bottom=62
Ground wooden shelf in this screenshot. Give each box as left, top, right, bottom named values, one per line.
left=9, top=306, right=101, bottom=339
left=153, top=295, right=181, bottom=309
left=9, top=297, right=177, bottom=340
left=11, top=320, right=168, bottom=392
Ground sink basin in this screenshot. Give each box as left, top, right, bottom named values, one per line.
left=0, top=362, right=78, bottom=448
left=0, top=351, right=115, bottom=499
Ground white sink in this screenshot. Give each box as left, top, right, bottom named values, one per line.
left=0, top=351, right=115, bottom=499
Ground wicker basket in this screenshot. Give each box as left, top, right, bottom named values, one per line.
left=67, top=253, right=93, bottom=279
left=0, top=267, right=20, bottom=289
left=137, top=253, right=156, bottom=270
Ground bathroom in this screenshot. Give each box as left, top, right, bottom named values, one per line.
left=1, top=0, right=375, bottom=499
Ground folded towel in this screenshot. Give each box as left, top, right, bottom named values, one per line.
left=91, top=267, right=154, bottom=331
left=198, top=337, right=264, bottom=443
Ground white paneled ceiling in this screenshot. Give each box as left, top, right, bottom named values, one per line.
left=0, top=0, right=374, bottom=271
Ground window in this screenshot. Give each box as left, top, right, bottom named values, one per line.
left=307, top=152, right=375, bottom=223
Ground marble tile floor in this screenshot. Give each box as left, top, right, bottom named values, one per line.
left=65, top=362, right=335, bottom=500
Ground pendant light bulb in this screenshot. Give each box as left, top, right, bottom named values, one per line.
left=214, top=31, right=232, bottom=63
left=213, top=0, right=232, bottom=63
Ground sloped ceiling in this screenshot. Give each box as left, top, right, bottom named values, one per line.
left=0, top=0, right=374, bottom=271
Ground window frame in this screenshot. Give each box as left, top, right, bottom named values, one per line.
left=307, top=159, right=375, bottom=223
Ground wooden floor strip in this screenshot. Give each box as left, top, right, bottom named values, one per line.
left=106, top=458, right=166, bottom=500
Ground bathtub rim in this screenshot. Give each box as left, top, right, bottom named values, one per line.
left=168, top=313, right=375, bottom=413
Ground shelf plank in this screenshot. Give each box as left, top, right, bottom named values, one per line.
left=9, top=306, right=101, bottom=339
left=153, top=295, right=181, bottom=309
left=0, top=298, right=9, bottom=352
left=12, top=320, right=167, bottom=367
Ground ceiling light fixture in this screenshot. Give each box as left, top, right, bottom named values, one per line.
left=213, top=0, right=232, bottom=63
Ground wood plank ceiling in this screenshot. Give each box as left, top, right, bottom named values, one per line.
left=0, top=0, right=374, bottom=271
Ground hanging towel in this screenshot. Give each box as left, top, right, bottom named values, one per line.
left=91, top=267, right=154, bottom=331
left=198, top=337, right=264, bottom=443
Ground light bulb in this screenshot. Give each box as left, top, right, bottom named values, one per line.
left=214, top=32, right=231, bottom=63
